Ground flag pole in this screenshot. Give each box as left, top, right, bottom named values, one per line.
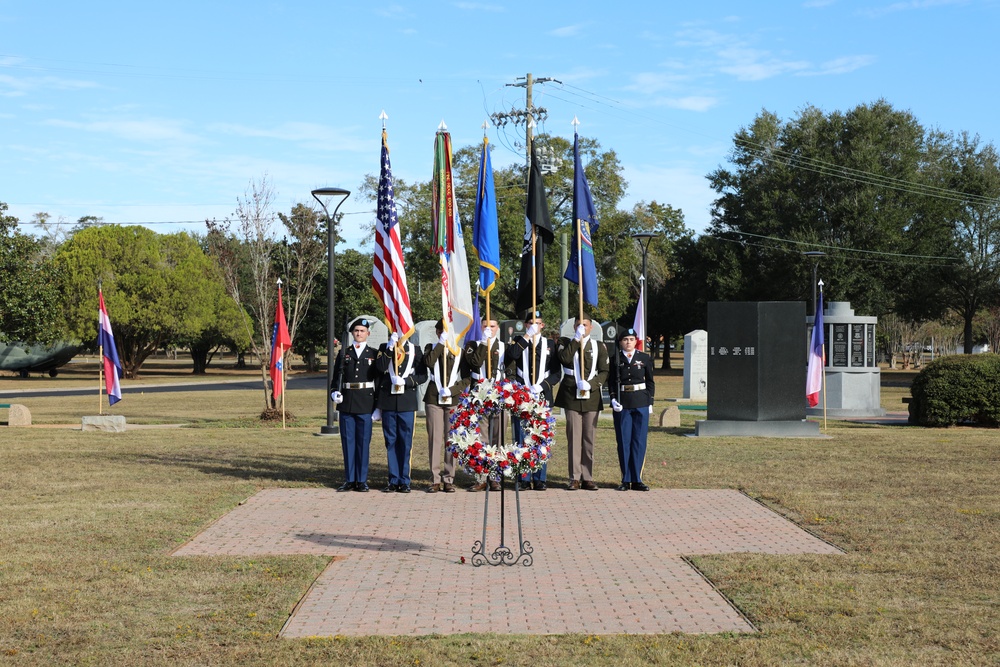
left=279, top=279, right=286, bottom=430
left=485, top=292, right=492, bottom=380
left=819, top=281, right=827, bottom=431
left=571, top=117, right=584, bottom=326
left=576, top=215, right=584, bottom=325
left=98, top=282, right=104, bottom=415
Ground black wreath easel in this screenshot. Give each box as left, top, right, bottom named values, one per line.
left=470, top=410, right=534, bottom=567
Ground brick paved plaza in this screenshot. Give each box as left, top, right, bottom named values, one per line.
left=173, top=487, right=842, bottom=637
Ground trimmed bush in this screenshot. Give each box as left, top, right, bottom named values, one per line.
left=908, top=353, right=1000, bottom=427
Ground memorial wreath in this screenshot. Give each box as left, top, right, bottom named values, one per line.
left=448, top=379, right=556, bottom=480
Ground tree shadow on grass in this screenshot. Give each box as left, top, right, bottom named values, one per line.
left=106, top=450, right=394, bottom=487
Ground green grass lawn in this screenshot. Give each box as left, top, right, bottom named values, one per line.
left=0, top=366, right=996, bottom=665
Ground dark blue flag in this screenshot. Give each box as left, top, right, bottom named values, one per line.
left=564, top=132, right=599, bottom=306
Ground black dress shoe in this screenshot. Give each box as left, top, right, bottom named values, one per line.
left=631, top=482, right=650, bottom=491
left=337, top=482, right=355, bottom=492
left=397, top=485, right=411, bottom=493
left=534, top=482, right=547, bottom=491
left=355, top=482, right=370, bottom=492
left=616, top=483, right=630, bottom=491
left=381, top=484, right=397, bottom=493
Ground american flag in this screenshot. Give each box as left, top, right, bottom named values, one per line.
left=372, top=129, right=414, bottom=339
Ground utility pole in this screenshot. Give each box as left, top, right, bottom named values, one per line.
left=490, top=72, right=561, bottom=166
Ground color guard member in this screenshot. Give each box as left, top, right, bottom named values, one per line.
left=608, top=327, right=655, bottom=491
left=331, top=317, right=379, bottom=492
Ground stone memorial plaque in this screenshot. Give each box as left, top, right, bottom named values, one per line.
left=831, top=323, right=849, bottom=367
left=851, top=324, right=865, bottom=367
left=867, top=324, right=876, bottom=367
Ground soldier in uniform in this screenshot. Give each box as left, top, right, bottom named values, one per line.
left=420, top=320, right=470, bottom=493
left=374, top=331, right=427, bottom=493
left=608, top=327, right=655, bottom=491
left=463, top=319, right=508, bottom=492
left=555, top=315, right=609, bottom=490
left=505, top=310, right=561, bottom=490
left=330, top=317, right=380, bottom=492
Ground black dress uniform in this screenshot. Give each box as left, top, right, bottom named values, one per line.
left=374, top=340, right=426, bottom=492
left=506, top=328, right=561, bottom=487
left=331, top=327, right=379, bottom=490
left=607, top=327, right=655, bottom=490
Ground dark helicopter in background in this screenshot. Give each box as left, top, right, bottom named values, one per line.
left=0, top=341, right=81, bottom=377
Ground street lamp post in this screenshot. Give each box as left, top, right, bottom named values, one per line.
left=802, top=251, right=826, bottom=317
left=312, top=187, right=350, bottom=436
left=631, top=232, right=659, bottom=351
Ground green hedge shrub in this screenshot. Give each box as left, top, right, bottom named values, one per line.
left=908, top=353, right=1000, bottom=427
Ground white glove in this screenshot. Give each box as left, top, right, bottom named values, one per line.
left=574, top=324, right=586, bottom=341
left=331, top=391, right=344, bottom=404
left=525, top=323, right=540, bottom=338
left=483, top=326, right=494, bottom=340
left=438, top=332, right=448, bottom=345
left=530, top=383, right=544, bottom=395
left=578, top=379, right=591, bottom=391
left=389, top=331, right=400, bottom=345
left=372, top=408, right=382, bottom=421
left=440, top=386, right=451, bottom=398
left=649, top=405, right=654, bottom=415
left=611, top=399, right=623, bottom=413
left=393, top=375, right=406, bottom=387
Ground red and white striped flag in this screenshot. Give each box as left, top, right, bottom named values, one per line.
left=372, top=129, right=414, bottom=340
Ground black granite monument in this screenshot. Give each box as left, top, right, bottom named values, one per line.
left=695, top=301, right=820, bottom=437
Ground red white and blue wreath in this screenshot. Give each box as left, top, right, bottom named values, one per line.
left=448, top=379, right=556, bottom=480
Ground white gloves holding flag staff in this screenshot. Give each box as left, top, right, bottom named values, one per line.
left=483, top=326, right=494, bottom=340
left=393, top=375, right=406, bottom=387
left=577, top=379, right=591, bottom=391
left=330, top=391, right=344, bottom=404
left=390, top=331, right=400, bottom=345
left=438, top=332, right=448, bottom=346
left=530, top=383, right=544, bottom=395
left=525, top=323, right=540, bottom=338
left=574, top=324, right=586, bottom=341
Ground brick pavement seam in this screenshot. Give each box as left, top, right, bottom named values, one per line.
left=165, top=490, right=259, bottom=556
left=738, top=489, right=847, bottom=554
left=680, top=555, right=758, bottom=633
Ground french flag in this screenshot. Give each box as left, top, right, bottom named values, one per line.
left=806, top=292, right=825, bottom=408
left=99, top=289, right=123, bottom=405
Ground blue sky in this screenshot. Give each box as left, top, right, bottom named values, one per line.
left=2, top=0, right=997, bottom=248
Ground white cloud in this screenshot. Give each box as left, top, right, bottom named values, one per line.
left=43, top=117, right=199, bottom=144
left=654, top=96, right=719, bottom=112
left=208, top=121, right=369, bottom=153
left=626, top=71, right=690, bottom=94
left=801, top=54, right=877, bottom=76
left=861, top=0, right=968, bottom=18
left=717, top=46, right=810, bottom=80
left=453, top=1, right=505, bottom=11
left=550, top=24, right=585, bottom=38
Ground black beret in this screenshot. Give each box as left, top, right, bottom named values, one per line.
left=618, top=327, right=638, bottom=342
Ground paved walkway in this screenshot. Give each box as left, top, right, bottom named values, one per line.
left=173, top=488, right=842, bottom=636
